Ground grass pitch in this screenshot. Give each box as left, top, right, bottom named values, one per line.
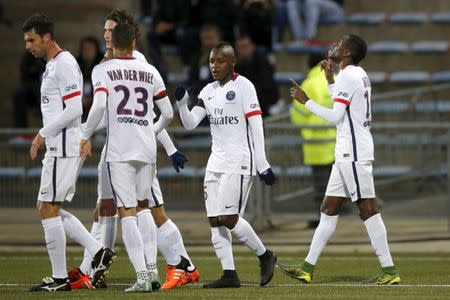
left=0, top=249, right=449, bottom=299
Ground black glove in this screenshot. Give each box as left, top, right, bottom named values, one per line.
left=175, top=86, right=187, bottom=101
left=170, top=150, right=188, bottom=173
left=258, top=168, right=276, bottom=186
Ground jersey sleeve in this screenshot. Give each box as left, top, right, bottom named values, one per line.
left=91, top=65, right=108, bottom=96
left=195, top=86, right=207, bottom=109
left=56, top=59, right=82, bottom=102
left=152, top=68, right=167, bottom=101
left=332, top=71, right=357, bottom=106
left=242, top=81, right=262, bottom=118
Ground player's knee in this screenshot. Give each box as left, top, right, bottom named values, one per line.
left=358, top=207, right=378, bottom=221
left=320, top=206, right=339, bottom=216
left=208, top=217, right=220, bottom=227
left=92, top=206, right=99, bottom=222
left=151, top=206, right=168, bottom=227
left=38, top=202, right=60, bottom=219
left=99, top=198, right=117, bottom=216
left=218, top=215, right=238, bottom=229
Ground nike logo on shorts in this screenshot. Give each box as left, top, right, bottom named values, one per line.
left=225, top=205, right=234, bottom=209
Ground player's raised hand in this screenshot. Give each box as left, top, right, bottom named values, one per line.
left=319, top=58, right=334, bottom=84
left=258, top=168, right=276, bottom=186
left=80, top=139, right=92, bottom=160
left=175, top=86, right=188, bottom=102
left=290, top=79, right=309, bottom=104
left=170, top=150, right=188, bottom=173
left=30, top=133, right=44, bottom=160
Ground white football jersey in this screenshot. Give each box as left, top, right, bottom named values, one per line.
left=197, top=73, right=262, bottom=175
left=92, top=56, right=166, bottom=163
left=40, top=50, right=82, bottom=157
left=332, top=65, right=374, bottom=162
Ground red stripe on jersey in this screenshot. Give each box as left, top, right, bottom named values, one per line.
left=245, top=110, right=262, bottom=118
left=94, top=87, right=108, bottom=95
left=62, top=91, right=81, bottom=101
left=113, top=56, right=135, bottom=60
left=334, top=98, right=350, bottom=106
left=231, top=73, right=239, bottom=81
left=154, top=90, right=167, bottom=100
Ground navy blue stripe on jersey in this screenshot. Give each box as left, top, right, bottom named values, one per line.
left=351, top=162, right=362, bottom=199
left=106, top=162, right=125, bottom=207
left=238, top=175, right=244, bottom=213
left=105, top=99, right=110, bottom=159
left=245, top=119, right=253, bottom=175
left=346, top=106, right=358, bottom=161
left=52, top=157, right=57, bottom=202
left=62, top=102, right=66, bottom=157
left=151, top=187, right=160, bottom=206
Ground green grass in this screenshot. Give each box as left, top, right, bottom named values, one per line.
left=0, top=249, right=449, bottom=299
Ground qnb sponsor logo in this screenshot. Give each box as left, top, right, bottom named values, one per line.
left=363, top=120, right=372, bottom=127
left=208, top=115, right=239, bottom=125
left=337, top=91, right=348, bottom=98
left=250, top=103, right=259, bottom=109
left=117, top=116, right=149, bottom=126
left=65, top=84, right=78, bottom=92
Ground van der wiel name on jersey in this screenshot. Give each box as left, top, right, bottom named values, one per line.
left=106, top=69, right=154, bottom=83
left=208, top=108, right=239, bottom=125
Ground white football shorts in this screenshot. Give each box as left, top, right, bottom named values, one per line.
left=325, top=161, right=375, bottom=201
left=107, top=161, right=155, bottom=208
left=97, top=153, right=164, bottom=207
left=203, top=171, right=253, bottom=217
left=38, top=156, right=83, bottom=203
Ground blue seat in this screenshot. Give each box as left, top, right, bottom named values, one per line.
left=285, top=43, right=328, bottom=54
left=373, top=165, right=412, bottom=178
left=347, top=13, right=386, bottom=25
left=157, top=166, right=200, bottom=179
left=319, top=15, right=345, bottom=25
left=389, top=71, right=430, bottom=84
left=0, top=167, right=26, bottom=179
left=411, top=41, right=449, bottom=54
left=367, top=72, right=387, bottom=84
left=274, top=72, right=305, bottom=85
left=369, top=41, right=408, bottom=53
left=372, top=101, right=410, bottom=114
left=167, top=72, right=188, bottom=84
left=79, top=167, right=97, bottom=179
left=431, top=12, right=450, bottom=24
left=431, top=71, right=450, bottom=83
left=272, top=42, right=286, bottom=54
left=27, top=167, right=42, bottom=179
left=285, top=165, right=312, bottom=178
left=389, top=12, right=427, bottom=24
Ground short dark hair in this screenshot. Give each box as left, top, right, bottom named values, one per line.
left=212, top=41, right=236, bottom=59
left=112, top=23, right=135, bottom=50
left=105, top=9, right=140, bottom=39
left=308, top=52, right=326, bottom=69
left=22, top=13, right=54, bottom=38
left=343, top=34, right=367, bottom=64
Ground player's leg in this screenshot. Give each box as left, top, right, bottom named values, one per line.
left=112, top=161, right=152, bottom=292
left=202, top=172, right=240, bottom=288
left=219, top=173, right=276, bottom=287
left=77, top=205, right=101, bottom=277
left=148, top=175, right=198, bottom=288
left=353, top=162, right=400, bottom=285
left=277, top=163, right=345, bottom=283
left=30, top=157, right=72, bottom=292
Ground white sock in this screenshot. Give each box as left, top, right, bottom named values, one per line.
left=42, top=216, right=67, bottom=279
left=79, top=221, right=100, bottom=274
left=231, top=217, right=266, bottom=256
left=137, top=209, right=157, bottom=272
left=60, top=209, right=102, bottom=256
left=211, top=226, right=235, bottom=270
left=364, top=213, right=394, bottom=268
left=99, top=215, right=118, bottom=249
left=305, top=213, right=339, bottom=265
left=156, top=227, right=180, bottom=266
left=158, top=219, right=194, bottom=268
left=121, top=216, right=148, bottom=283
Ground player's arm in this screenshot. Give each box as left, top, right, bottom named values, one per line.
left=175, top=86, right=206, bottom=130
left=81, top=87, right=107, bottom=140
left=153, top=92, right=174, bottom=134
left=157, top=129, right=188, bottom=172
left=39, top=63, right=83, bottom=139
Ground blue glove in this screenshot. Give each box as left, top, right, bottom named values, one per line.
left=175, top=86, right=187, bottom=101
left=258, top=168, right=276, bottom=186
left=170, top=150, right=188, bottom=173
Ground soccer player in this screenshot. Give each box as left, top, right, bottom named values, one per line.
left=176, top=42, right=277, bottom=288
left=80, top=22, right=174, bottom=292
left=277, top=34, right=401, bottom=285
left=72, top=9, right=199, bottom=290
left=23, top=14, right=115, bottom=292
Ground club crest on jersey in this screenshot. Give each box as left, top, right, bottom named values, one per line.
left=226, top=91, right=235, bottom=101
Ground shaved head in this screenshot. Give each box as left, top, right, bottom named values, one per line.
left=212, top=41, right=235, bottom=60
